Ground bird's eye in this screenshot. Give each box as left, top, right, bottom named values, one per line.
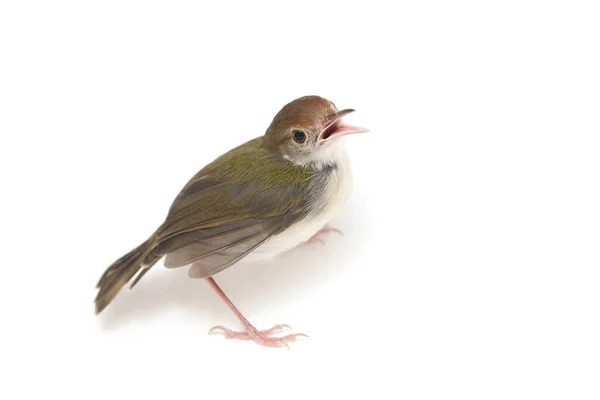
left=293, top=130, right=306, bottom=143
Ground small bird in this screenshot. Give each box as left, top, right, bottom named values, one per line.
left=95, top=95, right=368, bottom=347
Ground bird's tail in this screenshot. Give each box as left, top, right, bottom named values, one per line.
left=94, top=236, right=158, bottom=314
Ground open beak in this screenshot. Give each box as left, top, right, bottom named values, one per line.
left=319, top=109, right=369, bottom=141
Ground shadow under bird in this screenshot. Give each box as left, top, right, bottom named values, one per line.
left=95, top=95, right=368, bottom=347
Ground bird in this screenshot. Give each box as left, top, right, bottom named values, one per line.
left=95, top=95, right=368, bottom=347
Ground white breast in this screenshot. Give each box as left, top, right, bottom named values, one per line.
left=244, top=146, right=353, bottom=261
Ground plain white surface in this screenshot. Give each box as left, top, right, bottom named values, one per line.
left=1, top=1, right=599, bottom=399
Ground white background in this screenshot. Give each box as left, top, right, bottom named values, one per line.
left=1, top=1, right=599, bottom=399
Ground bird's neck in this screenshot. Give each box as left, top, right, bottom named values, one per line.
left=307, top=137, right=348, bottom=171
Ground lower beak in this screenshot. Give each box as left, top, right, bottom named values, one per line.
left=329, top=124, right=370, bottom=137
left=320, top=109, right=369, bottom=141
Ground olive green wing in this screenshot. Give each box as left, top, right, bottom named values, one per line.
left=143, top=137, right=314, bottom=279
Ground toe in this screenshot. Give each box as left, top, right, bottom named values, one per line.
left=208, top=325, right=251, bottom=340
left=209, top=323, right=308, bottom=348
left=259, top=324, right=292, bottom=335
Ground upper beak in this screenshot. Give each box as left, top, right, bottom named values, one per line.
left=320, top=109, right=369, bottom=141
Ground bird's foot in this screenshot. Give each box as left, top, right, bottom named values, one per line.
left=209, top=324, right=309, bottom=348
left=302, top=225, right=343, bottom=246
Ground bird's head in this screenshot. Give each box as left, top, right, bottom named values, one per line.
left=263, top=95, right=368, bottom=168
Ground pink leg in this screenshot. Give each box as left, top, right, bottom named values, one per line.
left=302, top=225, right=343, bottom=246
left=206, top=277, right=308, bottom=348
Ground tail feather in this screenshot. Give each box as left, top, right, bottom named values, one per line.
left=95, top=237, right=155, bottom=314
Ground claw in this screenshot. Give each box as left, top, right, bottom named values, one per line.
left=208, top=325, right=226, bottom=335
left=294, top=333, right=310, bottom=340
left=328, top=227, right=343, bottom=236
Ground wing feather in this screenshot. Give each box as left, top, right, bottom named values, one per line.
left=163, top=219, right=278, bottom=268
left=144, top=137, right=313, bottom=279
left=187, top=228, right=277, bottom=278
